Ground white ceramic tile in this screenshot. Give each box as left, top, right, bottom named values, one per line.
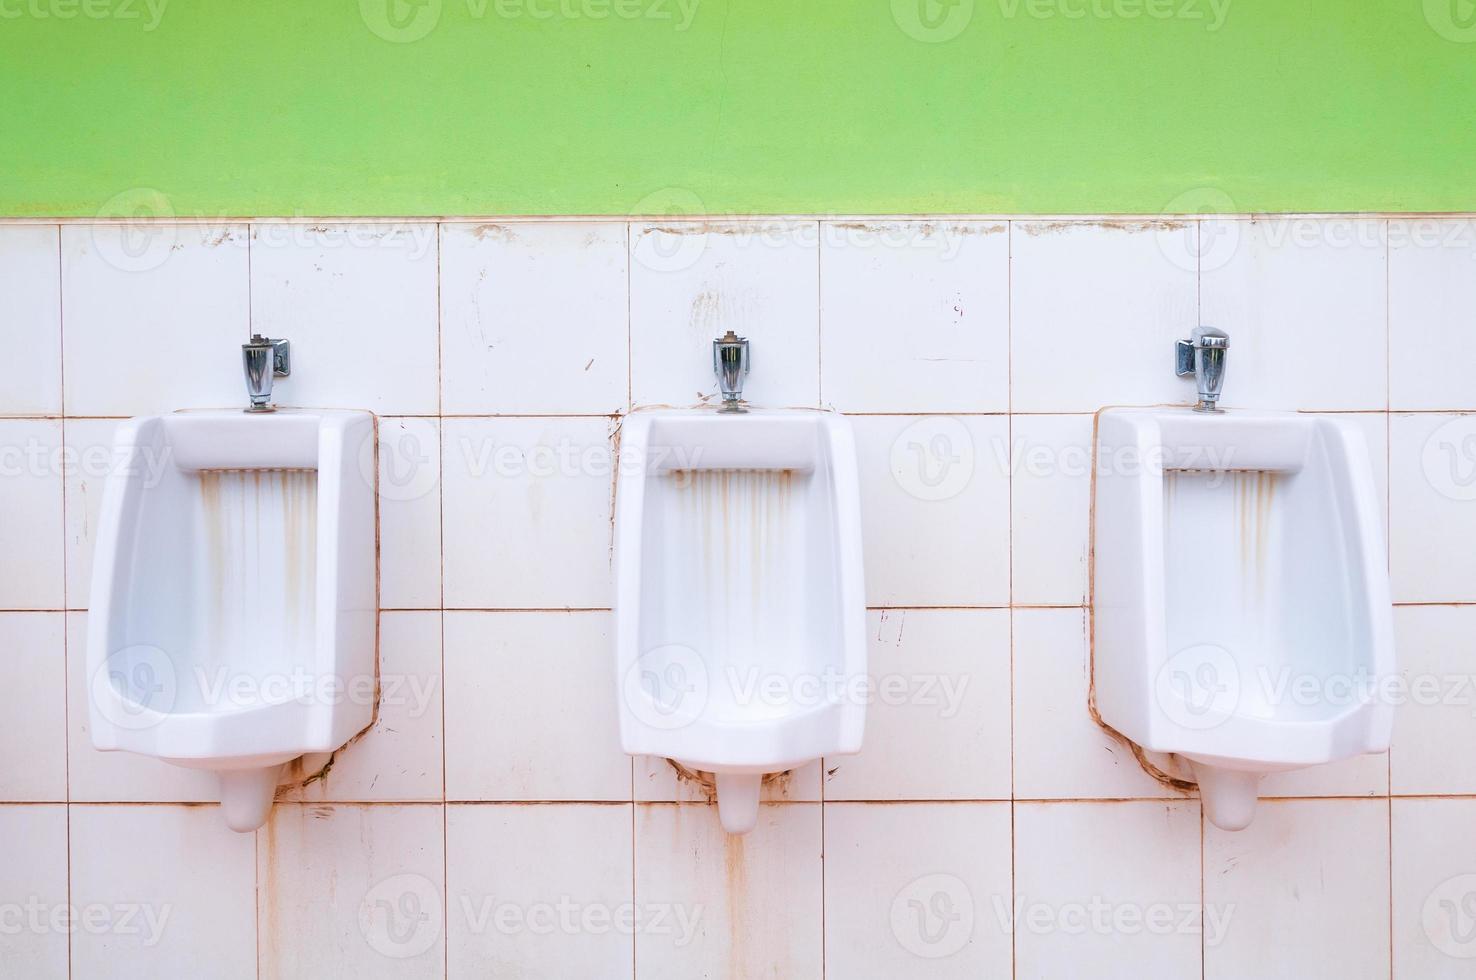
left=1012, top=608, right=1179, bottom=799
left=1204, top=799, right=1389, bottom=980
left=441, top=417, right=614, bottom=608
left=444, top=611, right=628, bottom=801
left=634, top=802, right=822, bottom=977
left=852, top=414, right=1010, bottom=607
left=440, top=222, right=628, bottom=415
left=824, top=803, right=1012, bottom=978
left=819, top=221, right=1008, bottom=412
left=278, top=612, right=442, bottom=803
left=65, top=613, right=219, bottom=802
left=825, top=609, right=1010, bottom=801
left=1391, top=412, right=1476, bottom=602
left=61, top=418, right=118, bottom=609
left=0, top=613, right=66, bottom=801
left=69, top=804, right=255, bottom=980
left=0, top=804, right=68, bottom=978
left=1011, top=221, right=1198, bottom=413
left=634, top=756, right=820, bottom=804
left=0, top=224, right=62, bottom=416
left=0, top=419, right=63, bottom=608
left=447, top=803, right=634, bottom=978
left=1258, top=751, right=1388, bottom=799
left=258, top=804, right=445, bottom=979
left=248, top=222, right=439, bottom=415
left=61, top=224, right=248, bottom=416
left=629, top=220, right=819, bottom=409
left=377, top=416, right=442, bottom=609
left=1011, top=413, right=1093, bottom=606
left=1200, top=217, right=1387, bottom=411
left=1390, top=218, right=1476, bottom=410
left=1393, top=798, right=1476, bottom=977
left=1013, top=800, right=1202, bottom=980
left=1391, top=605, right=1476, bottom=795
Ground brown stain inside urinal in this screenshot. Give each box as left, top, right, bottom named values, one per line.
left=1232, top=470, right=1277, bottom=610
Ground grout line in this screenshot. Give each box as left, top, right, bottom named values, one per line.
left=54, top=599, right=1476, bottom=613
left=435, top=250, right=451, bottom=980
left=625, top=222, right=633, bottom=413
left=816, top=220, right=824, bottom=408
left=23, top=407, right=1476, bottom=423
left=16, top=794, right=1462, bottom=805
left=245, top=219, right=259, bottom=980
left=1006, top=217, right=1018, bottom=980
left=13, top=212, right=1476, bottom=226
left=1385, top=217, right=1395, bottom=980
left=1195, top=217, right=1206, bottom=980
left=56, top=222, right=73, bottom=980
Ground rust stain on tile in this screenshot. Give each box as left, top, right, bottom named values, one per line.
left=1020, top=218, right=1190, bottom=236
left=724, top=831, right=749, bottom=980
left=665, top=759, right=794, bottom=802
left=472, top=223, right=519, bottom=242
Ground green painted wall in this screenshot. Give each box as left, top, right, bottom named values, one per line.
left=2, top=0, right=1472, bottom=216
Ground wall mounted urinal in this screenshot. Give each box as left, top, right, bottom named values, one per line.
left=614, top=405, right=866, bottom=834
left=1093, top=405, right=1394, bottom=830
left=87, top=408, right=377, bottom=831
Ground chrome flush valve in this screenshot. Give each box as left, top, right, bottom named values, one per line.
left=242, top=334, right=291, bottom=413
left=1176, top=326, right=1229, bottom=413
left=713, top=330, right=750, bottom=414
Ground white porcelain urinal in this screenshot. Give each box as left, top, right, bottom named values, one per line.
left=87, top=410, right=377, bottom=832
left=1093, top=409, right=1394, bottom=830
left=614, top=409, right=866, bottom=834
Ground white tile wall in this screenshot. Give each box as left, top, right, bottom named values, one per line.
left=1200, top=217, right=1387, bottom=411
left=69, top=805, right=256, bottom=980
left=248, top=223, right=440, bottom=415
left=0, top=419, right=64, bottom=608
left=1203, top=798, right=1390, bottom=980
left=0, top=224, right=61, bottom=416
left=1, top=216, right=1468, bottom=979
left=0, top=805, right=68, bottom=977
left=440, top=222, right=628, bottom=415
left=819, top=221, right=1009, bottom=413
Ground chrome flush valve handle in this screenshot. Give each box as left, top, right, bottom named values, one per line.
left=242, top=334, right=291, bottom=413
left=713, top=330, right=750, bottom=414
left=1176, top=326, right=1229, bottom=413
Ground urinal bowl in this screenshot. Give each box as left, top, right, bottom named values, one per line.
left=87, top=410, right=378, bottom=832
left=614, top=409, right=867, bottom=834
left=1093, top=409, right=1394, bottom=831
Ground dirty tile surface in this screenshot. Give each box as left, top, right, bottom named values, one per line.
left=0, top=216, right=1461, bottom=977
